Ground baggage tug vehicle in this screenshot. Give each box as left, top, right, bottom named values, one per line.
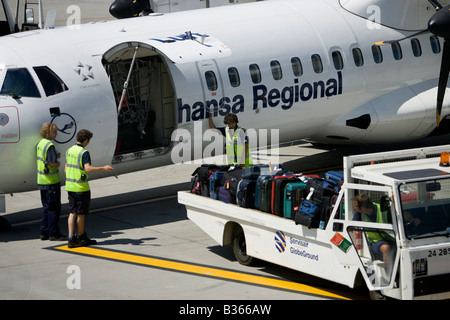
left=178, top=145, right=450, bottom=300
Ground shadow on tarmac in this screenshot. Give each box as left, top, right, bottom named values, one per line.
left=0, top=182, right=191, bottom=243
left=283, top=133, right=450, bottom=174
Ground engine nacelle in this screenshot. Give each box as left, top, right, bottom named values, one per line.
left=311, top=81, right=450, bottom=144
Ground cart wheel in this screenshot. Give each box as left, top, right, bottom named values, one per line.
left=369, top=290, right=387, bottom=300
left=232, top=226, right=254, bottom=266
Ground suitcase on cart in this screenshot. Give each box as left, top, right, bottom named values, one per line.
left=191, top=164, right=230, bottom=197
left=295, top=199, right=322, bottom=228
left=221, top=167, right=243, bottom=197
left=242, top=164, right=271, bottom=180
left=271, top=175, right=298, bottom=216
left=237, top=179, right=257, bottom=208
left=324, top=170, right=344, bottom=193
left=254, top=175, right=274, bottom=212
left=218, top=186, right=234, bottom=204
left=283, top=181, right=307, bottom=219
left=209, top=171, right=226, bottom=199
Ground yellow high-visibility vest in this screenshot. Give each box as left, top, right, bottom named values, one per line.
left=225, top=126, right=253, bottom=167
left=362, top=203, right=389, bottom=243
left=36, top=138, right=60, bottom=185
left=65, top=144, right=90, bottom=192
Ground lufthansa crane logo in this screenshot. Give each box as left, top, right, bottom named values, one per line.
left=51, top=113, right=77, bottom=144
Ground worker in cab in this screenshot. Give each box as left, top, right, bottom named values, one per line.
left=352, top=193, right=395, bottom=269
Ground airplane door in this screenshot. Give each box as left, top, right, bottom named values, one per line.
left=102, top=43, right=176, bottom=158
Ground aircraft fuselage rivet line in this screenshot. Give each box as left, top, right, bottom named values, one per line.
left=51, top=245, right=350, bottom=300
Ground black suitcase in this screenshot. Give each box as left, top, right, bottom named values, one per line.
left=237, top=179, right=256, bottom=208
left=254, top=175, right=273, bottom=212
left=221, top=167, right=243, bottom=197
left=191, top=164, right=230, bottom=197
left=306, top=177, right=335, bottom=202
left=294, top=211, right=320, bottom=229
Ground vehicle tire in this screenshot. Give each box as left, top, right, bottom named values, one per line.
left=232, top=225, right=254, bottom=266
left=369, top=290, right=387, bottom=300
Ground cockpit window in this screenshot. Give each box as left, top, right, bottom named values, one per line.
left=34, top=66, right=69, bottom=96
left=0, top=68, right=41, bottom=98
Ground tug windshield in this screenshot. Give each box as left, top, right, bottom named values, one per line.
left=399, top=178, right=450, bottom=239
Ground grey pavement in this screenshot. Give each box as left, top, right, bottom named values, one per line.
left=2, top=143, right=359, bottom=301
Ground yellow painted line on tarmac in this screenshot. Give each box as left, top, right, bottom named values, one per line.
left=53, top=245, right=350, bottom=300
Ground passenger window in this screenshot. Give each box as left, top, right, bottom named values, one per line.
left=205, top=70, right=218, bottom=91
left=0, top=68, right=41, bottom=98
left=291, top=57, right=303, bottom=77
left=311, top=54, right=323, bottom=73
left=249, top=64, right=262, bottom=84
left=430, top=35, right=441, bottom=54
left=391, top=42, right=403, bottom=60
left=227, top=67, right=240, bottom=87
left=352, top=48, right=364, bottom=67
left=270, top=60, right=283, bottom=80
left=34, top=66, right=69, bottom=97
left=411, top=38, right=422, bottom=57
left=372, top=45, right=383, bottom=64
left=332, top=51, right=344, bottom=70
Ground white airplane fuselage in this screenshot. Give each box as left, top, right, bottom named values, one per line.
left=0, top=0, right=449, bottom=194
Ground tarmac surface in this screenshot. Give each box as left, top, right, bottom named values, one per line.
left=2, top=141, right=366, bottom=302
left=2, top=134, right=450, bottom=304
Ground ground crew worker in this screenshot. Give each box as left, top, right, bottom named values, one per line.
left=65, top=129, right=113, bottom=248
left=37, top=122, right=66, bottom=241
left=352, top=193, right=394, bottom=268
left=209, top=113, right=253, bottom=167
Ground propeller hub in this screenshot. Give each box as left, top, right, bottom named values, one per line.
left=428, top=4, right=450, bottom=39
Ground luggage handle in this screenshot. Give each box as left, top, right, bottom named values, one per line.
left=306, top=187, right=314, bottom=201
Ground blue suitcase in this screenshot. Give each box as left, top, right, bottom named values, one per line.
left=218, top=186, right=234, bottom=204
left=324, top=170, right=344, bottom=193
left=236, top=179, right=256, bottom=208
left=295, top=199, right=322, bottom=228
left=209, top=171, right=226, bottom=199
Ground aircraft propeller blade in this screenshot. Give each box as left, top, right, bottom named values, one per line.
left=434, top=40, right=450, bottom=126
left=428, top=4, right=450, bottom=126
left=377, top=2, right=450, bottom=127
left=428, top=0, right=443, bottom=10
